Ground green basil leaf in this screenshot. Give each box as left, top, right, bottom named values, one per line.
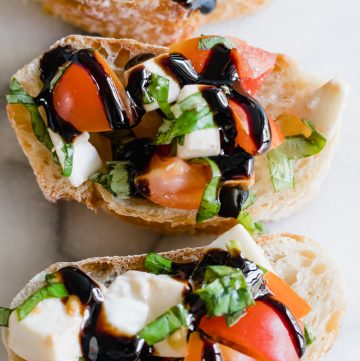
left=50, top=62, right=71, bottom=91
left=144, top=253, right=173, bottom=275
left=193, top=158, right=221, bottom=223
left=144, top=74, right=174, bottom=119
left=268, top=120, right=327, bottom=191
left=198, top=36, right=236, bottom=50
left=138, top=304, right=188, bottom=345
left=237, top=211, right=266, bottom=237
left=0, top=307, right=12, bottom=327
left=304, top=325, right=315, bottom=346
left=7, top=78, right=54, bottom=152
left=91, top=162, right=130, bottom=199
left=62, top=143, right=74, bottom=177
left=195, top=265, right=254, bottom=326
left=242, top=191, right=256, bottom=210
left=17, top=283, right=69, bottom=321
left=155, top=93, right=215, bottom=145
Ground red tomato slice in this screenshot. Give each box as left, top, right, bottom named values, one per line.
left=228, top=99, right=258, bottom=155
left=269, top=117, right=285, bottom=149
left=200, top=301, right=300, bottom=361
left=217, top=343, right=259, bottom=361
left=135, top=155, right=211, bottom=210
left=185, top=332, right=259, bottom=361
left=169, top=36, right=276, bottom=95
left=264, top=272, right=311, bottom=319
left=53, top=51, right=126, bottom=133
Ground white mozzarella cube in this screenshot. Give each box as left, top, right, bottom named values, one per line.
left=125, top=58, right=181, bottom=112
left=8, top=298, right=83, bottom=361
left=102, top=271, right=187, bottom=337
left=295, top=78, right=349, bottom=139
left=177, top=128, right=221, bottom=159
left=208, top=224, right=275, bottom=272
left=48, top=129, right=102, bottom=187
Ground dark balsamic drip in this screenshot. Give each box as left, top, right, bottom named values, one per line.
left=36, top=46, right=133, bottom=143
left=202, top=340, right=222, bottom=361
left=58, top=266, right=155, bottom=361
left=125, top=65, right=151, bottom=122
left=218, top=187, right=249, bottom=218
left=125, top=53, right=156, bottom=71
left=262, top=297, right=307, bottom=358
left=174, top=0, right=217, bottom=14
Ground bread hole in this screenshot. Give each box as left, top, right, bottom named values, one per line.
left=300, top=250, right=316, bottom=259
left=114, top=49, right=131, bottom=69
left=97, top=47, right=109, bottom=60
left=283, top=271, right=298, bottom=286
left=312, top=264, right=327, bottom=275
left=326, top=310, right=342, bottom=333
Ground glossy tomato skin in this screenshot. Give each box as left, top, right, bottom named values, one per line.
left=53, top=51, right=128, bottom=133
left=135, top=155, right=211, bottom=210
left=169, top=36, right=276, bottom=95
left=200, top=301, right=300, bottom=361
left=264, top=272, right=311, bottom=319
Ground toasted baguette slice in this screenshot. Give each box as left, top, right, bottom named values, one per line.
left=6, top=35, right=348, bottom=232
left=37, top=0, right=269, bottom=46
left=2, top=233, right=345, bottom=361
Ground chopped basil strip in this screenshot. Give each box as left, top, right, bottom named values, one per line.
left=155, top=92, right=215, bottom=145
left=61, top=143, right=74, bottom=177
left=304, top=325, right=315, bottom=346
left=194, top=158, right=221, bottom=223
left=237, top=211, right=266, bottom=237
left=0, top=307, right=12, bottom=327
left=144, top=253, right=173, bottom=275
left=195, top=265, right=254, bottom=327
left=7, top=78, right=54, bottom=152
left=17, top=282, right=69, bottom=321
left=242, top=191, right=256, bottom=210
left=138, top=304, right=188, bottom=345
left=267, top=148, right=295, bottom=191
left=91, top=162, right=130, bottom=199
left=198, top=36, right=236, bottom=50
left=268, top=120, right=327, bottom=191
left=49, top=62, right=71, bottom=91
left=143, top=74, right=174, bottom=119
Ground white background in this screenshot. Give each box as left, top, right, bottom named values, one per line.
left=0, top=0, right=359, bottom=359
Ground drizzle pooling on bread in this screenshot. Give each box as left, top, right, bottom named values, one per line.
left=174, top=0, right=217, bottom=14
left=54, top=248, right=306, bottom=360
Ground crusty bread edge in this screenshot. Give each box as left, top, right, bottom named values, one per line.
left=2, top=233, right=346, bottom=361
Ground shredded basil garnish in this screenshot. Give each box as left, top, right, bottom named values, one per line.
left=7, top=78, right=54, bottom=152
left=304, top=325, right=315, bottom=346
left=138, top=304, right=188, bottom=345
left=195, top=265, right=254, bottom=327
left=268, top=120, right=327, bottom=191
left=17, top=282, right=69, bottom=321
left=155, top=92, right=215, bottom=145
left=49, top=62, right=71, bottom=91
left=237, top=211, right=266, bottom=237
left=194, top=158, right=221, bottom=223
left=91, top=161, right=130, bottom=199
left=143, top=74, right=174, bottom=119
left=0, top=307, right=12, bottom=327
left=144, top=253, right=173, bottom=275
left=62, top=143, right=74, bottom=177
left=198, top=36, right=236, bottom=50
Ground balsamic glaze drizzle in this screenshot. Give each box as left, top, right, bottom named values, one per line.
left=174, top=0, right=217, bottom=14
left=36, top=46, right=134, bottom=143
left=55, top=247, right=306, bottom=361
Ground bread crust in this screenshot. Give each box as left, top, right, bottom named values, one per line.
left=6, top=35, right=345, bottom=232
left=2, top=233, right=346, bottom=361
left=37, top=0, right=269, bottom=46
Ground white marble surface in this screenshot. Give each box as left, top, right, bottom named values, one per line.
left=0, top=0, right=359, bottom=359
